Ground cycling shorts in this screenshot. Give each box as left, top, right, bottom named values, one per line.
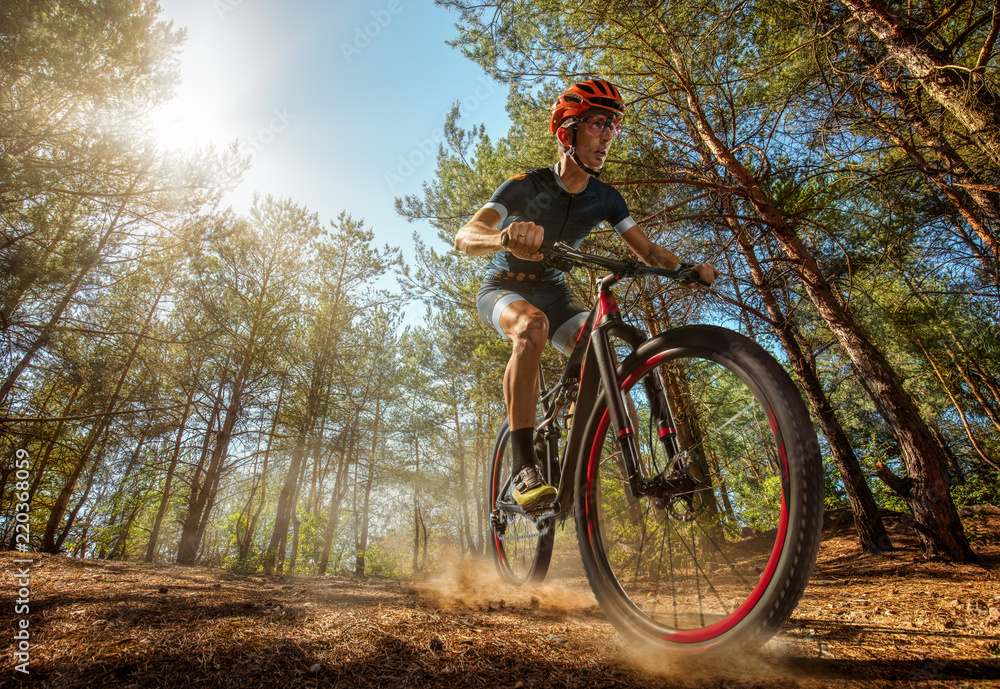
left=476, top=278, right=589, bottom=356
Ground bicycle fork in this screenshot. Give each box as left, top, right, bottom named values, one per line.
left=589, top=279, right=681, bottom=499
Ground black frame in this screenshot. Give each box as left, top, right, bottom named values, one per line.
left=491, top=241, right=704, bottom=525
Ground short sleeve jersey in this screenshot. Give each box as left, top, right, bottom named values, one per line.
left=481, top=165, right=637, bottom=285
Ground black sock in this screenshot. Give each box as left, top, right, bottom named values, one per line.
left=509, top=427, right=536, bottom=476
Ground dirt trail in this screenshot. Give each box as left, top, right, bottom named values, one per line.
left=2, top=509, right=999, bottom=688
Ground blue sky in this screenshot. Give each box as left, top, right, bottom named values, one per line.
left=153, top=0, right=512, bottom=263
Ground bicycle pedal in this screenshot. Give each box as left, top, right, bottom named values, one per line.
left=526, top=502, right=558, bottom=520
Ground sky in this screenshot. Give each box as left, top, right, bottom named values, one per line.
left=151, top=0, right=513, bottom=266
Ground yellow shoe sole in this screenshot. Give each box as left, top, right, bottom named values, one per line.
left=514, top=484, right=557, bottom=508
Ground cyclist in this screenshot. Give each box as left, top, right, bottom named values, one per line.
left=454, top=78, right=718, bottom=509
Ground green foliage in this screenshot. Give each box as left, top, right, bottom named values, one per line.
left=2, top=0, right=997, bottom=571
left=360, top=539, right=402, bottom=578
left=823, top=456, right=850, bottom=510
left=950, top=473, right=1000, bottom=510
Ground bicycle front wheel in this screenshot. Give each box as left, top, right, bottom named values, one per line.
left=487, top=421, right=555, bottom=584
left=575, top=325, right=823, bottom=654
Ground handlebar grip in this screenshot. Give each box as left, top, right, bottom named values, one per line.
left=676, top=264, right=709, bottom=286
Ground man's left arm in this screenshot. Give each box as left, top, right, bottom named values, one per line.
left=619, top=226, right=720, bottom=286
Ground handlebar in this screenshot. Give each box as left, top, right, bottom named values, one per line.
left=538, top=241, right=711, bottom=287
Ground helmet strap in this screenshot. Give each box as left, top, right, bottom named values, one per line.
left=564, top=123, right=602, bottom=178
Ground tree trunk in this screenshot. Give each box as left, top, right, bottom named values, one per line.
left=42, top=266, right=168, bottom=552
left=193, top=452, right=225, bottom=559
left=109, top=431, right=145, bottom=511
left=848, top=44, right=1000, bottom=282
left=176, top=371, right=243, bottom=566
left=42, top=414, right=112, bottom=553
left=355, top=398, right=382, bottom=577
left=263, top=344, right=331, bottom=574
left=318, top=428, right=356, bottom=575
left=54, top=445, right=104, bottom=552
left=413, top=433, right=422, bottom=574
left=289, top=514, right=303, bottom=573
left=286, top=449, right=311, bottom=573
left=355, top=460, right=375, bottom=578
left=264, top=429, right=311, bottom=574
left=449, top=381, right=476, bottom=556
left=175, top=385, right=221, bottom=560
left=178, top=275, right=267, bottom=567
left=843, top=0, right=1000, bottom=168
left=110, top=497, right=145, bottom=560
left=6, top=383, right=82, bottom=549
left=474, top=410, right=488, bottom=556
left=725, top=208, right=891, bottom=552
left=236, top=378, right=284, bottom=564
left=146, top=384, right=196, bottom=562
left=176, top=401, right=234, bottom=565
left=665, top=42, right=975, bottom=561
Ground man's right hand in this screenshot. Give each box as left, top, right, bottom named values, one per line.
left=501, top=221, right=545, bottom=262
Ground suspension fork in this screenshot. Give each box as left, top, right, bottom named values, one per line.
left=602, top=316, right=681, bottom=459
left=589, top=279, right=682, bottom=496
left=642, top=365, right=682, bottom=460
left=587, top=280, right=648, bottom=497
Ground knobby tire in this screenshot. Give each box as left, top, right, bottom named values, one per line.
left=575, top=325, right=823, bottom=654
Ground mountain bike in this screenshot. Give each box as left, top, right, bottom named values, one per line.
left=486, top=240, right=824, bottom=655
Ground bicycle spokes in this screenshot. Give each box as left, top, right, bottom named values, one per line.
left=589, top=353, right=791, bottom=639
left=487, top=423, right=555, bottom=584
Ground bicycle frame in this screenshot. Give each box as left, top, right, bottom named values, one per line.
left=488, top=242, right=824, bottom=654
left=497, top=266, right=686, bottom=525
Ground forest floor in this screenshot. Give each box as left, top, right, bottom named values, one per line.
left=3, top=508, right=1000, bottom=688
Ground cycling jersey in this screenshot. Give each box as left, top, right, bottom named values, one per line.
left=481, top=165, right=637, bottom=285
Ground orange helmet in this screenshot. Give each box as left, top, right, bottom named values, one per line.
left=548, top=79, right=625, bottom=134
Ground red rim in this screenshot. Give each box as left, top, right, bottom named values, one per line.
left=585, top=356, right=790, bottom=647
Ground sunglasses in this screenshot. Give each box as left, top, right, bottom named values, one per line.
left=577, top=114, right=623, bottom=138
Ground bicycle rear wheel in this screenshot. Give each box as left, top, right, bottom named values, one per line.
left=487, top=421, right=555, bottom=584
left=575, top=325, right=823, bottom=654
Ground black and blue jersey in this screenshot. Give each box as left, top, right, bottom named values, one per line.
left=481, top=165, right=637, bottom=285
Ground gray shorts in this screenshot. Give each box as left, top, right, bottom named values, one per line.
left=476, top=278, right=589, bottom=355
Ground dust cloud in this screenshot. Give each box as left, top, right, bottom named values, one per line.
left=412, top=557, right=807, bottom=687
left=412, top=557, right=599, bottom=615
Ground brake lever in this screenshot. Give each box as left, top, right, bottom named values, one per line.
left=638, top=263, right=711, bottom=287
left=676, top=264, right=711, bottom=287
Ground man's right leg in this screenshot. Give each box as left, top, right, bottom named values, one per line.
left=500, top=300, right=547, bottom=433
left=499, top=300, right=556, bottom=507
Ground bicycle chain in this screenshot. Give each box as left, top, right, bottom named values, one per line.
left=495, top=510, right=556, bottom=541
left=496, top=525, right=551, bottom=542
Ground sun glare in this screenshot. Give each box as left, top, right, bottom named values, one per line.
left=148, top=95, right=212, bottom=151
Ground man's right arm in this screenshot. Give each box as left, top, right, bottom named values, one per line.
left=454, top=207, right=506, bottom=256
left=454, top=208, right=544, bottom=262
